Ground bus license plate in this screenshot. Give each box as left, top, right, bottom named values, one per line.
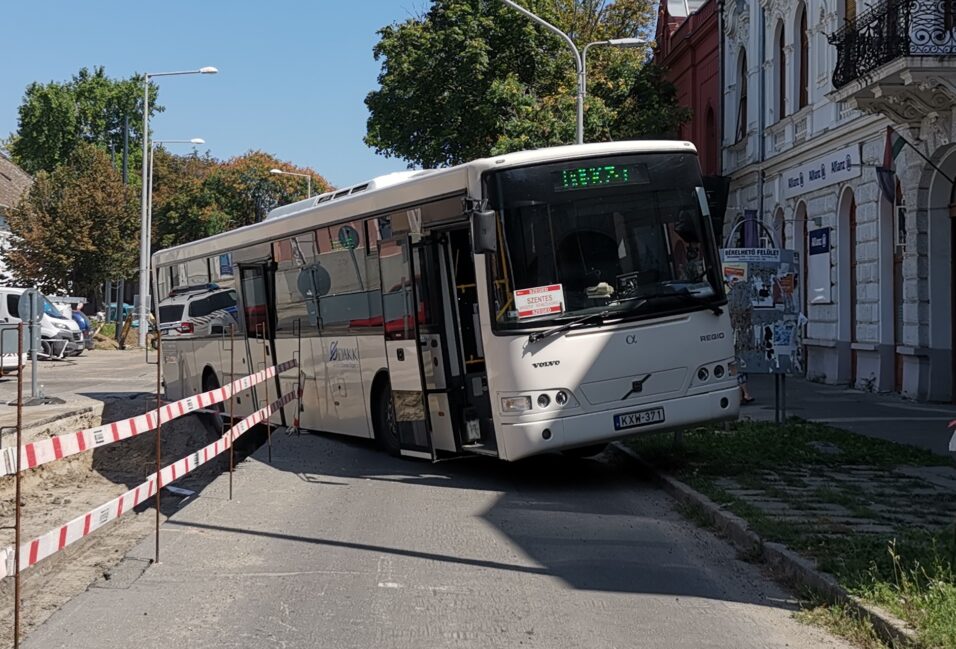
left=614, top=407, right=665, bottom=431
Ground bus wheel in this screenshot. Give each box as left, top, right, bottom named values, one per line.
left=374, top=380, right=401, bottom=456
left=561, top=443, right=608, bottom=459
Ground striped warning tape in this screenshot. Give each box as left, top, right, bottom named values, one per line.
left=0, top=359, right=298, bottom=478
left=0, top=387, right=300, bottom=580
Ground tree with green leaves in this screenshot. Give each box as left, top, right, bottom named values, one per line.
left=7, top=66, right=159, bottom=175
left=202, top=151, right=331, bottom=228
left=365, top=0, right=687, bottom=168
left=3, top=143, right=139, bottom=298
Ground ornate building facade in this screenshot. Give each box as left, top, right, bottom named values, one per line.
left=721, top=0, right=956, bottom=400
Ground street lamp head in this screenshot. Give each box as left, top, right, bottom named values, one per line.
left=190, top=138, right=205, bottom=144
left=608, top=38, right=646, bottom=47
left=199, top=66, right=219, bottom=74
left=270, top=168, right=284, bottom=175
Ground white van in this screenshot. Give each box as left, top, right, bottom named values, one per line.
left=0, top=287, right=85, bottom=358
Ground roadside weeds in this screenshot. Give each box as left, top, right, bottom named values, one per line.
left=616, top=420, right=956, bottom=649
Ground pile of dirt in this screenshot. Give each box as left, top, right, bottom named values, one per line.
left=0, top=397, right=229, bottom=648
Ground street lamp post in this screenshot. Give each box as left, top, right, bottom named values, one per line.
left=147, top=138, right=205, bottom=253
left=500, top=0, right=584, bottom=144
left=499, top=1, right=646, bottom=146
left=270, top=168, right=313, bottom=198
left=138, top=66, right=217, bottom=347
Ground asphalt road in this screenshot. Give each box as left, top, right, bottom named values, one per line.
left=25, top=432, right=851, bottom=649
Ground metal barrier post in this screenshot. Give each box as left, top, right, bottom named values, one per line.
left=295, top=319, right=302, bottom=433
left=14, top=323, right=24, bottom=649
left=154, top=326, right=162, bottom=564
left=228, top=324, right=235, bottom=500
left=258, top=323, right=272, bottom=464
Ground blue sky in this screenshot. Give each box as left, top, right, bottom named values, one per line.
left=0, top=1, right=429, bottom=188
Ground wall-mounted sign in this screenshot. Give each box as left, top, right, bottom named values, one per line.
left=782, top=144, right=861, bottom=199
left=808, top=227, right=832, bottom=304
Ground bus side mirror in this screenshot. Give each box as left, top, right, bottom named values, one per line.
left=472, top=210, right=498, bottom=254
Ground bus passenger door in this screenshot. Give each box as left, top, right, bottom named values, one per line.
left=237, top=263, right=279, bottom=422
left=379, top=236, right=435, bottom=460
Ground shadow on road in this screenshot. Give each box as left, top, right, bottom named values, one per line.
left=165, top=431, right=794, bottom=610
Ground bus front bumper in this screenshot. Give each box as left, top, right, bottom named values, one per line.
left=498, top=385, right=740, bottom=461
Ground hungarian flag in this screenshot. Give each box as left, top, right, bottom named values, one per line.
left=883, top=125, right=906, bottom=171
left=878, top=126, right=906, bottom=204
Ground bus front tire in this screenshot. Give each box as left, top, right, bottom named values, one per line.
left=374, top=381, right=401, bottom=457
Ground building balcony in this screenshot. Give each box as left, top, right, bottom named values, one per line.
left=828, top=0, right=956, bottom=124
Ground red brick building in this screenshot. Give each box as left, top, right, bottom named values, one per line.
left=655, top=0, right=727, bottom=234
left=655, top=0, right=719, bottom=174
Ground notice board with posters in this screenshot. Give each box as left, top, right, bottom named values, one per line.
left=721, top=248, right=803, bottom=375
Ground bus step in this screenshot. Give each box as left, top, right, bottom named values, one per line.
left=461, top=443, right=498, bottom=457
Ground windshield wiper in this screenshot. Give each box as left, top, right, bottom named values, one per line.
left=617, top=288, right=723, bottom=316
left=528, top=311, right=608, bottom=344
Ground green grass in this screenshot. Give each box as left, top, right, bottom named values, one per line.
left=627, top=421, right=956, bottom=648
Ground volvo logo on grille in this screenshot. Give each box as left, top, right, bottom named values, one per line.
left=532, top=360, right=560, bottom=368
left=621, top=374, right=652, bottom=400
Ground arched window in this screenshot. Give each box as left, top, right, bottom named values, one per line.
left=798, top=6, right=809, bottom=109
left=736, top=51, right=748, bottom=142
left=776, top=23, right=786, bottom=119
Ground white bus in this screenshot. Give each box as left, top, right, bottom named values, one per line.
left=152, top=141, right=740, bottom=461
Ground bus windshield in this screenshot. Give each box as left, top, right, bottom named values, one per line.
left=485, top=153, right=724, bottom=331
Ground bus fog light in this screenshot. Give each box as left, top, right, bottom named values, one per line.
left=501, top=396, right=532, bottom=412
left=542, top=428, right=552, bottom=440
left=714, top=364, right=725, bottom=379
left=537, top=394, right=551, bottom=408
left=555, top=390, right=569, bottom=405
left=697, top=367, right=709, bottom=381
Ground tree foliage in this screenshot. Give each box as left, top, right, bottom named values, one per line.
left=365, top=0, right=686, bottom=168
left=202, top=151, right=331, bottom=228
left=3, top=144, right=139, bottom=297
left=8, top=66, right=159, bottom=175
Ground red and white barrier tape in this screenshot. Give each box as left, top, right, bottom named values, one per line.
left=0, top=359, right=298, bottom=478
left=0, top=388, right=299, bottom=580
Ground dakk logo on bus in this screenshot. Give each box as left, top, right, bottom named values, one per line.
left=328, top=341, right=359, bottom=363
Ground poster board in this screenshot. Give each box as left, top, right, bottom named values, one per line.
left=721, top=248, right=803, bottom=375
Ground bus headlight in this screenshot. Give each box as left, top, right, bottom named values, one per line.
left=537, top=394, right=551, bottom=408
left=713, top=364, right=725, bottom=379
left=555, top=390, right=569, bottom=405
left=501, top=396, right=532, bottom=413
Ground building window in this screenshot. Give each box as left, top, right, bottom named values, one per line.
left=776, top=23, right=786, bottom=120
left=736, top=51, right=748, bottom=142
left=798, top=6, right=809, bottom=109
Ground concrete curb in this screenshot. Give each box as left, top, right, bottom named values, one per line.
left=610, top=441, right=920, bottom=648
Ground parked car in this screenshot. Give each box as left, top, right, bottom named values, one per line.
left=0, top=287, right=85, bottom=357
left=157, top=284, right=239, bottom=339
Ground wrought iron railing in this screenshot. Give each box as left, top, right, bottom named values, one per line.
left=829, top=0, right=956, bottom=89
